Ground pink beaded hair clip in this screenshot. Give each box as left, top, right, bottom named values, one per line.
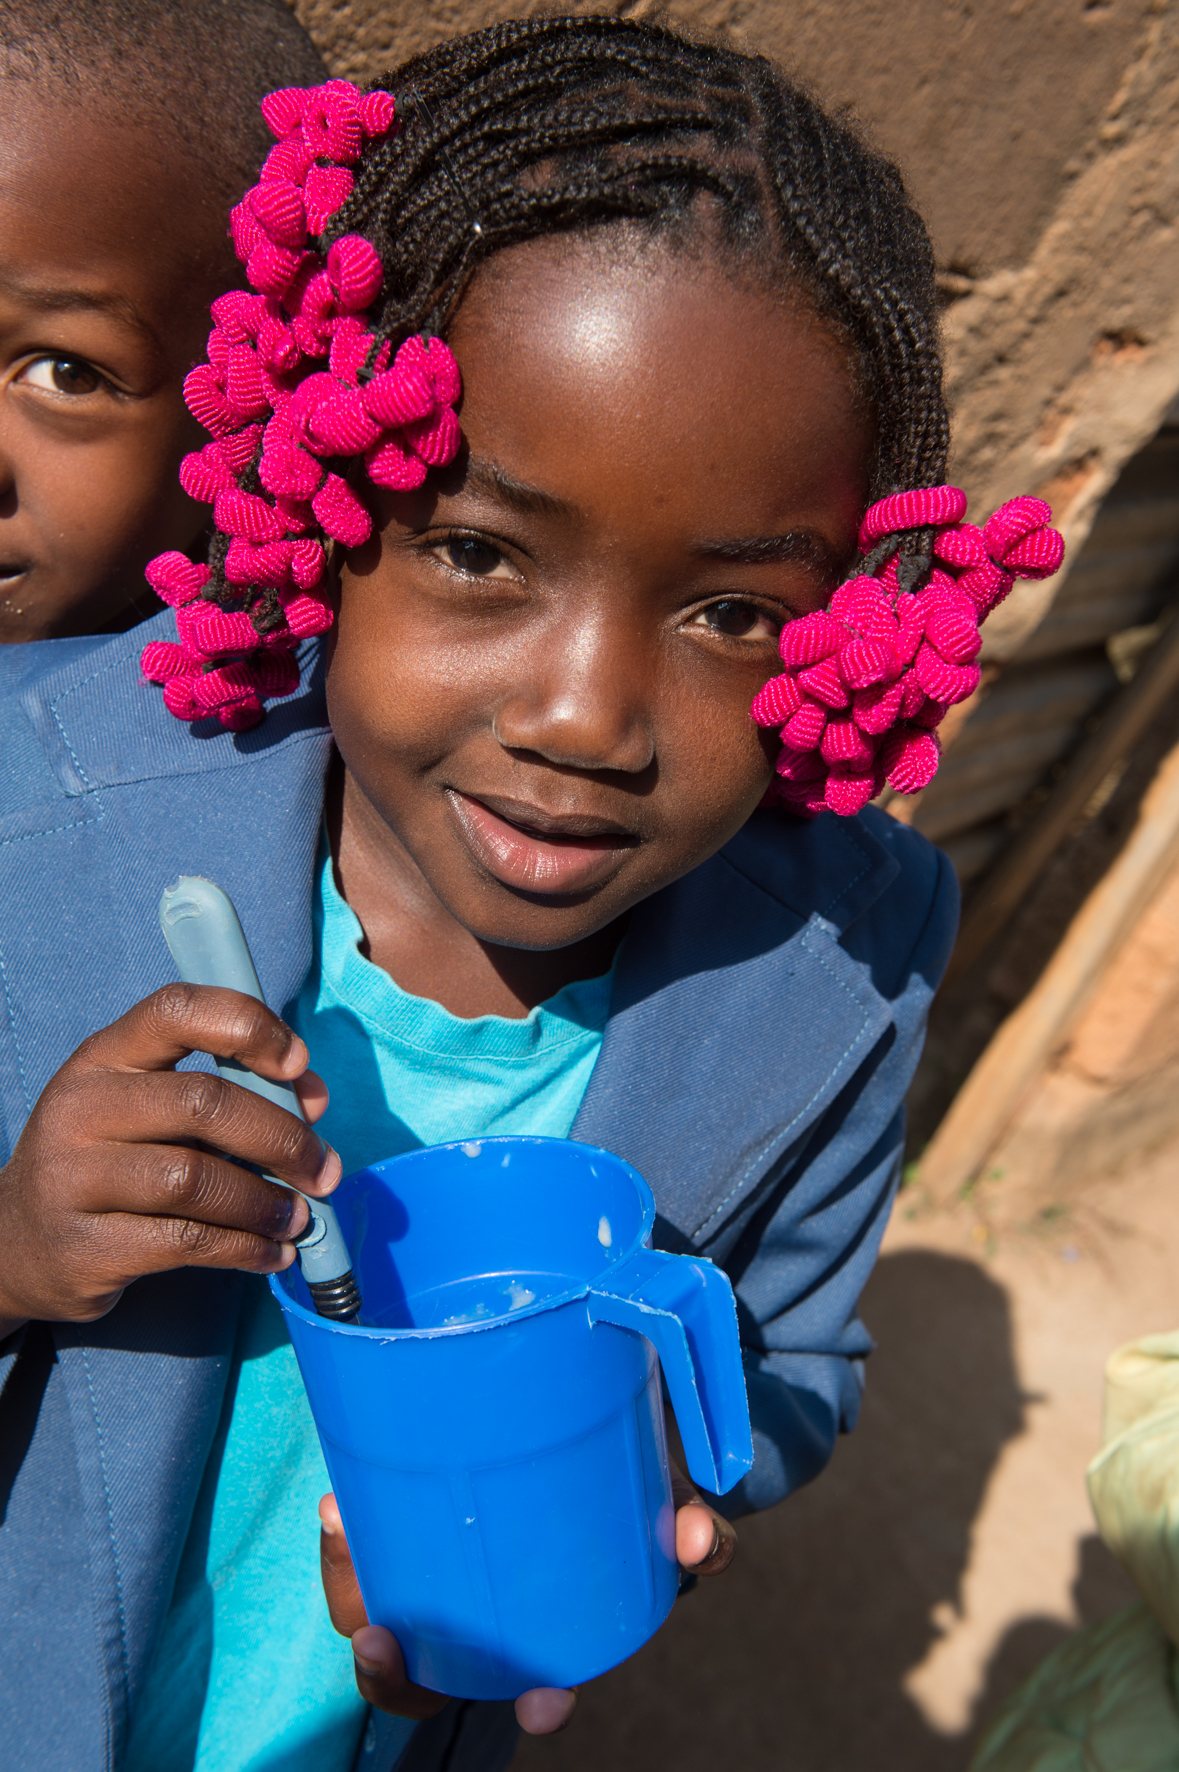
left=752, top=486, right=1065, bottom=816
left=141, top=79, right=1064, bottom=815
left=141, top=79, right=462, bottom=729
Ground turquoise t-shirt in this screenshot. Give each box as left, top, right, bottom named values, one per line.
left=126, top=848, right=613, bottom=1772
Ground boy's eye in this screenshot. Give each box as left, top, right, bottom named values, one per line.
left=693, top=599, right=783, bottom=641
left=16, top=355, right=108, bottom=396
left=433, top=536, right=517, bottom=580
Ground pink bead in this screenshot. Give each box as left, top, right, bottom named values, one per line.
left=260, top=428, right=323, bottom=501
left=820, top=718, right=875, bottom=769
left=365, top=435, right=428, bottom=491
left=775, top=747, right=825, bottom=785
left=852, top=679, right=904, bottom=735
left=982, top=496, right=1052, bottom=560
left=162, top=675, right=203, bottom=720
left=405, top=406, right=462, bottom=469
left=290, top=538, right=326, bottom=589
left=301, top=86, right=363, bottom=163
left=914, top=642, right=981, bottom=706
left=882, top=729, right=941, bottom=795
left=829, top=575, right=899, bottom=645
left=247, top=238, right=306, bottom=299
left=824, top=772, right=876, bottom=817
left=749, top=673, right=803, bottom=727
left=145, top=553, right=210, bottom=607
left=186, top=606, right=260, bottom=658
left=796, top=656, right=850, bottom=710
left=249, top=179, right=308, bottom=249
left=363, top=366, right=436, bottom=427
left=140, top=640, right=187, bottom=683
left=224, top=345, right=270, bottom=420
left=180, top=445, right=235, bottom=503
left=213, top=489, right=287, bottom=545
left=328, top=316, right=375, bottom=383
left=259, top=135, right=313, bottom=186
left=303, top=164, right=354, bottom=233
left=308, top=385, right=382, bottom=455
left=312, top=474, right=373, bottom=547
left=1003, top=524, right=1064, bottom=578
left=279, top=590, right=334, bottom=637
left=228, top=201, right=263, bottom=263
left=838, top=636, right=895, bottom=690
left=360, top=90, right=396, bottom=137
left=778, top=610, right=843, bottom=669
left=858, top=485, right=967, bottom=551
left=252, top=648, right=302, bottom=698
left=261, top=86, right=307, bottom=138
left=783, top=701, right=827, bottom=751
left=225, top=538, right=293, bottom=589
left=898, top=673, right=928, bottom=720
left=923, top=601, right=981, bottom=665
left=326, top=235, right=383, bottom=310
left=183, top=364, right=237, bottom=437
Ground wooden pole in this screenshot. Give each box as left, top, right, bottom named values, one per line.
left=949, top=608, right=1179, bottom=980
left=921, top=728, right=1179, bottom=1204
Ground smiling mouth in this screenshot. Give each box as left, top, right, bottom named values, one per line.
left=446, top=789, right=640, bottom=896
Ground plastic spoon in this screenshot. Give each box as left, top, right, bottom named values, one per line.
left=159, top=875, right=361, bottom=1322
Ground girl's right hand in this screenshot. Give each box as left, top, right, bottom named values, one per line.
left=0, top=984, right=341, bottom=1332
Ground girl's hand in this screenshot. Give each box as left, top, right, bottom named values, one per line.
left=317, top=1470, right=736, bottom=1733
left=0, top=984, right=340, bottom=1333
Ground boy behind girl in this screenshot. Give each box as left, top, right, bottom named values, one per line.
left=0, top=0, right=325, bottom=641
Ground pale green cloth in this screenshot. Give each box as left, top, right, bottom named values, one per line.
left=972, top=1331, right=1179, bottom=1770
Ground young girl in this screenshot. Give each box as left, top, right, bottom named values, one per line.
left=0, top=17, right=1063, bottom=1772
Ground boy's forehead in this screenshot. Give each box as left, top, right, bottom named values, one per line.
left=0, top=79, right=230, bottom=339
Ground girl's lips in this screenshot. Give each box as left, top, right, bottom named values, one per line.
left=446, top=789, right=638, bottom=896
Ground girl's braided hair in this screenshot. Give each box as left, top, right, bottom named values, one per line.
left=144, top=14, right=1062, bottom=815
left=340, top=15, right=948, bottom=515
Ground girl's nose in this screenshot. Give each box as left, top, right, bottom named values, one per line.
left=492, top=615, right=656, bottom=775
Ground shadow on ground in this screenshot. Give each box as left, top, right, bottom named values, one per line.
left=514, top=1248, right=1132, bottom=1772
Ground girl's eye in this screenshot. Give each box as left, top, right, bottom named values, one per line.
left=433, top=536, right=517, bottom=580
left=16, top=355, right=108, bottom=397
left=693, top=599, right=783, bottom=641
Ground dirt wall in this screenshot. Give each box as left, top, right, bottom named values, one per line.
left=293, top=0, right=1179, bottom=662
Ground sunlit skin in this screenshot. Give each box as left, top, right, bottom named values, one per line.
left=0, top=83, right=233, bottom=639
left=329, top=234, right=874, bottom=1019
left=320, top=234, right=876, bottom=1726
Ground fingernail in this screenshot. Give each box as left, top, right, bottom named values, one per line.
left=315, top=1146, right=342, bottom=1192
left=353, top=1648, right=382, bottom=1678
left=521, top=1688, right=577, bottom=1734
left=284, top=1192, right=311, bottom=1239
left=282, top=1034, right=310, bottom=1075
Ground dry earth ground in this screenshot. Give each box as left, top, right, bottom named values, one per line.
left=514, top=1142, right=1179, bottom=1772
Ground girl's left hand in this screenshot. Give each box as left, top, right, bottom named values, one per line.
left=318, top=1471, right=737, bottom=1734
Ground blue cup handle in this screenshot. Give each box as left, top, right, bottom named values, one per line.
left=587, top=1248, right=754, bottom=1496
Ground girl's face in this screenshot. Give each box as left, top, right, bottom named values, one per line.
left=330, top=236, right=873, bottom=956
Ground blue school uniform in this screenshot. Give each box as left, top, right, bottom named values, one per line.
left=0, top=610, right=957, bottom=1771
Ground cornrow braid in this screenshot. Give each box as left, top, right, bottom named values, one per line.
left=335, top=14, right=948, bottom=539
left=142, top=17, right=1063, bottom=814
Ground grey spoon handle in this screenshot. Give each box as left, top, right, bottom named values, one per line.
left=159, top=875, right=359, bottom=1322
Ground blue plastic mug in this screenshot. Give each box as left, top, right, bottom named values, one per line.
left=271, top=1135, right=753, bottom=1699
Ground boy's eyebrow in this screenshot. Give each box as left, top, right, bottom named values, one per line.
left=694, top=531, right=839, bottom=575
left=0, top=269, right=158, bottom=346
left=461, top=455, right=573, bottom=519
